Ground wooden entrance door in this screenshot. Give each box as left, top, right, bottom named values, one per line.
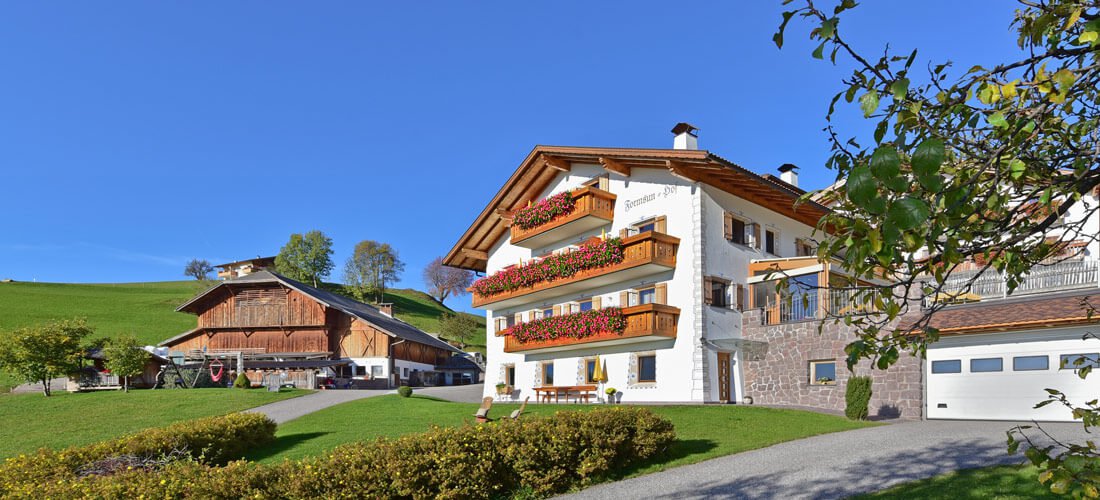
left=717, top=352, right=731, bottom=403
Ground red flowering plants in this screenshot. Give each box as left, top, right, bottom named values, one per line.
left=509, top=307, right=628, bottom=344
left=512, top=191, right=575, bottom=230
left=470, top=237, right=625, bottom=298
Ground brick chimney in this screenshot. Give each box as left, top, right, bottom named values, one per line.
left=671, top=122, right=699, bottom=150
left=778, top=163, right=799, bottom=188
left=377, top=303, right=393, bottom=317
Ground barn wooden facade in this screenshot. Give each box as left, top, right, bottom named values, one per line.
left=160, top=270, right=461, bottom=388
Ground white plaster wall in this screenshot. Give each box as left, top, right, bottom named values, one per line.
left=349, top=357, right=390, bottom=378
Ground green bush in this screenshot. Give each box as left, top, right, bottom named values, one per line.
left=233, top=372, right=251, bottom=389
left=397, top=385, right=413, bottom=397
left=13, top=407, right=675, bottom=499
left=845, top=375, right=873, bottom=420
left=0, top=412, right=276, bottom=495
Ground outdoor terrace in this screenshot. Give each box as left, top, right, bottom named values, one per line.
left=503, top=303, right=679, bottom=353
left=509, top=187, right=616, bottom=248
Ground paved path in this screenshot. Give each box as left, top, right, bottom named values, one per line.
left=561, top=420, right=1091, bottom=499
left=415, top=383, right=484, bottom=403
left=246, top=384, right=486, bottom=424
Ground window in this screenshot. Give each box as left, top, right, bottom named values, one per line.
left=638, top=287, right=656, bottom=305
left=931, top=360, right=962, bottom=374
left=578, top=300, right=593, bottom=312
left=543, top=308, right=553, bottom=319
left=765, top=230, right=777, bottom=255
left=809, top=360, right=836, bottom=385
left=637, top=221, right=656, bottom=233
left=638, top=355, right=657, bottom=383
left=585, top=358, right=598, bottom=384
left=970, top=358, right=1003, bottom=373
left=726, top=214, right=746, bottom=245
left=1013, top=355, right=1049, bottom=371
left=371, top=365, right=383, bottom=377
left=542, top=362, right=554, bottom=385
left=504, top=364, right=516, bottom=386
left=795, top=238, right=815, bottom=257
left=704, top=277, right=730, bottom=308
left=402, top=367, right=409, bottom=377
left=1060, top=353, right=1100, bottom=370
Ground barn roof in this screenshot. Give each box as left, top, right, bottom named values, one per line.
left=169, top=271, right=461, bottom=354
left=443, top=145, right=831, bottom=272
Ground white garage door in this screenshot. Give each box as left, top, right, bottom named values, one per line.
left=927, top=327, right=1100, bottom=421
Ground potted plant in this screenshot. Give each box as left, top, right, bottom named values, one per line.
left=496, top=382, right=510, bottom=396
left=605, top=387, right=617, bottom=404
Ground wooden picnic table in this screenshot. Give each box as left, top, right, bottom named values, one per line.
left=533, top=385, right=597, bottom=403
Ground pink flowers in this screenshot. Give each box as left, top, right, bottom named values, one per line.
left=509, top=307, right=627, bottom=343
left=471, top=237, right=625, bottom=297
left=512, top=191, right=575, bottom=230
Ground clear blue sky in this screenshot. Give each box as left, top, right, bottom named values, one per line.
left=0, top=2, right=1020, bottom=310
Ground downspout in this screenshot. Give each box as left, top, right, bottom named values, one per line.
left=389, top=339, right=406, bottom=389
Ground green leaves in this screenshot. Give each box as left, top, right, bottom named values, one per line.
left=988, top=111, right=1008, bottom=128
left=889, top=78, right=910, bottom=100
left=846, top=165, right=877, bottom=206
left=886, top=197, right=930, bottom=231
left=870, top=146, right=909, bottom=192
left=911, top=138, right=946, bottom=190
left=859, top=90, right=880, bottom=117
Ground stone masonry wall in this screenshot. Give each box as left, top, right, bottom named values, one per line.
left=741, top=309, right=923, bottom=419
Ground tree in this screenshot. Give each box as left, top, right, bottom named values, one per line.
left=343, top=240, right=405, bottom=302
left=184, top=259, right=213, bottom=281
left=438, top=312, right=479, bottom=350
left=776, top=1, right=1100, bottom=495
left=276, top=230, right=334, bottom=287
left=104, top=334, right=149, bottom=393
left=0, top=319, right=95, bottom=396
left=422, top=256, right=475, bottom=303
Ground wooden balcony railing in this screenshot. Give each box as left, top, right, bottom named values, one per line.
left=504, top=303, right=679, bottom=353
left=510, top=187, right=617, bottom=248
left=472, top=231, right=679, bottom=309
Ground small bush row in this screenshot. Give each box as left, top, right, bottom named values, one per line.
left=0, top=412, right=275, bottom=494
left=6, top=407, right=675, bottom=499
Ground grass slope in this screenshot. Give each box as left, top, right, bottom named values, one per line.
left=249, top=395, right=875, bottom=473
left=851, top=465, right=1059, bottom=499
left=0, top=388, right=304, bottom=459
left=379, top=288, right=486, bottom=353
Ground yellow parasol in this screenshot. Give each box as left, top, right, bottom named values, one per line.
left=592, top=354, right=604, bottom=382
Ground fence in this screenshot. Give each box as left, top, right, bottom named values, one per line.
left=763, top=288, right=881, bottom=325
left=930, top=259, right=1100, bottom=305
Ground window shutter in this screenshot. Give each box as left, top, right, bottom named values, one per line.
left=553, top=305, right=562, bottom=316
left=724, top=212, right=733, bottom=240
left=655, top=283, right=667, bottom=304
left=592, top=296, right=602, bottom=309
left=514, top=312, right=523, bottom=325
left=751, top=223, right=762, bottom=249
left=703, top=277, right=714, bottom=305
left=736, top=284, right=744, bottom=311
left=655, top=216, right=667, bottom=233
left=619, top=228, right=629, bottom=239
left=620, top=291, right=629, bottom=306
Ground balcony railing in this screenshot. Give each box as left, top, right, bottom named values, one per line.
left=927, top=259, right=1100, bottom=306
left=504, top=303, right=679, bottom=353
left=510, top=187, right=617, bottom=248
left=472, top=231, right=679, bottom=309
left=762, top=288, right=881, bottom=325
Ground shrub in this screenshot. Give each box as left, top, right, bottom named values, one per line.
left=16, top=407, right=675, bottom=499
left=397, top=385, right=413, bottom=397
left=0, top=412, right=276, bottom=494
left=233, top=372, right=250, bottom=389
left=845, top=375, right=873, bottom=420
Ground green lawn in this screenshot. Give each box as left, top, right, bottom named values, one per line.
left=852, top=465, right=1059, bottom=499
left=248, top=395, right=875, bottom=474
left=0, top=388, right=304, bottom=459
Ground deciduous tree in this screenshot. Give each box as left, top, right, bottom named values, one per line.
left=438, top=312, right=479, bottom=350
left=184, top=259, right=213, bottom=281
left=422, top=256, right=475, bottom=304
left=776, top=0, right=1100, bottom=495
left=0, top=319, right=96, bottom=396
left=343, top=240, right=405, bottom=302
left=276, top=230, right=334, bottom=287
left=104, top=334, right=149, bottom=393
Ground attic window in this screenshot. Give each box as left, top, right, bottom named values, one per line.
left=236, top=289, right=287, bottom=307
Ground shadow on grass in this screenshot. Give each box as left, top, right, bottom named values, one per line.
left=615, top=439, right=719, bottom=478
left=248, top=432, right=331, bottom=462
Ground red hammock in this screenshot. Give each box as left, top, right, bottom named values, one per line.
left=209, top=359, right=224, bottom=382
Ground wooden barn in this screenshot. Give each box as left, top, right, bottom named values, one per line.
left=159, top=270, right=461, bottom=388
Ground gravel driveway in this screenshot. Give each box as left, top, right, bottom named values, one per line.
left=561, top=419, right=1091, bottom=499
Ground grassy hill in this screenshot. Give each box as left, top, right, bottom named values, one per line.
left=0, top=280, right=485, bottom=392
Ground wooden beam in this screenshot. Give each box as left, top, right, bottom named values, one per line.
left=460, top=248, right=488, bottom=261
left=600, top=157, right=631, bottom=177
left=494, top=208, right=514, bottom=222
left=543, top=156, right=571, bottom=172
left=666, top=160, right=696, bottom=183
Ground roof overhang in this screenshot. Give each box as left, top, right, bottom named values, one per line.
left=444, top=145, right=831, bottom=272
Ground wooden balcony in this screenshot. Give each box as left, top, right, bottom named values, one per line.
left=472, top=231, right=679, bottom=309
left=503, top=303, right=679, bottom=353
left=510, top=187, right=617, bottom=248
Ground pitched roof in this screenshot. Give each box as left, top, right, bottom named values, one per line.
left=921, top=289, right=1100, bottom=335
left=169, top=270, right=461, bottom=354
left=436, top=354, right=484, bottom=372
left=443, top=145, right=831, bottom=272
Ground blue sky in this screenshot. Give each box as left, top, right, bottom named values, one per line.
left=0, top=2, right=1021, bottom=310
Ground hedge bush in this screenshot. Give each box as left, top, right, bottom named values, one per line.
left=8, top=407, right=675, bottom=499
left=845, top=375, right=873, bottom=420
left=233, top=372, right=251, bottom=389
left=0, top=412, right=276, bottom=495
left=397, top=385, right=413, bottom=397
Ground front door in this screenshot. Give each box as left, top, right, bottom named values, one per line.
left=717, top=352, right=731, bottom=403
